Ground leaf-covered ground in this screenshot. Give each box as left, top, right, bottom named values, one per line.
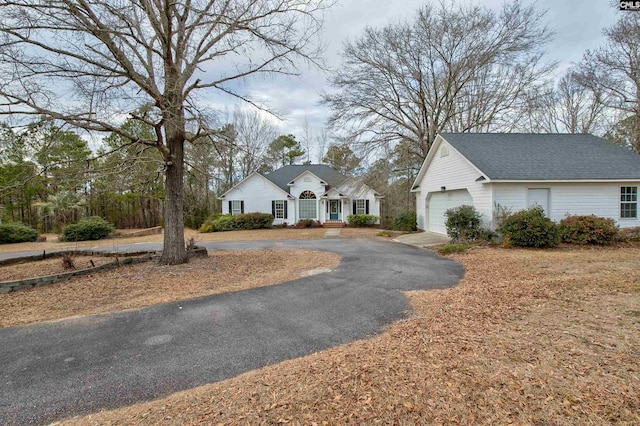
left=0, top=249, right=340, bottom=328
left=60, top=246, right=640, bottom=425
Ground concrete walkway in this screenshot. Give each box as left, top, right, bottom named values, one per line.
left=394, top=231, right=450, bottom=248
left=323, top=228, right=341, bottom=238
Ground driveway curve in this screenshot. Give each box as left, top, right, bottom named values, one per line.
left=0, top=238, right=463, bottom=425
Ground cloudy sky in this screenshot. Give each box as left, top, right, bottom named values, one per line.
left=212, top=0, right=621, bottom=160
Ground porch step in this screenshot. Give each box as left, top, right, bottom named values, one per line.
left=323, top=221, right=345, bottom=228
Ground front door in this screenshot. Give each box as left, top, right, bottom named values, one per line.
left=330, top=200, right=339, bottom=220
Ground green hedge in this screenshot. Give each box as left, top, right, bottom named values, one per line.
left=498, top=207, right=559, bottom=248
left=445, top=205, right=481, bottom=242
left=61, top=216, right=115, bottom=241
left=0, top=222, right=39, bottom=244
left=394, top=210, right=417, bottom=232
left=347, top=214, right=378, bottom=227
left=199, top=212, right=274, bottom=233
left=233, top=212, right=274, bottom=230
left=558, top=215, right=618, bottom=245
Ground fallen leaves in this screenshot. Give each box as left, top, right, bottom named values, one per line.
left=0, top=249, right=340, bottom=328
left=59, top=245, right=640, bottom=425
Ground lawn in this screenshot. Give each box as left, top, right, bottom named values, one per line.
left=60, top=245, right=639, bottom=425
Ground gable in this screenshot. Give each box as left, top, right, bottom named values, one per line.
left=335, top=177, right=383, bottom=199
left=218, top=172, right=292, bottom=199
left=287, top=170, right=327, bottom=187
left=412, top=135, right=486, bottom=191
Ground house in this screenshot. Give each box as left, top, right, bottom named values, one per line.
left=411, top=133, right=640, bottom=234
left=219, top=164, right=383, bottom=226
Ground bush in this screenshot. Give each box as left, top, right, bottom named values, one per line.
left=445, top=205, right=483, bottom=243
left=294, top=219, right=322, bottom=228
left=619, top=226, right=640, bottom=242
left=199, top=214, right=235, bottom=233
left=497, top=207, right=559, bottom=248
left=0, top=222, right=39, bottom=244
left=62, top=216, right=114, bottom=241
left=233, top=212, right=274, bottom=230
left=347, top=214, right=378, bottom=227
left=558, top=215, right=618, bottom=245
left=380, top=215, right=395, bottom=230
left=394, top=210, right=417, bottom=232
left=435, top=243, right=477, bottom=256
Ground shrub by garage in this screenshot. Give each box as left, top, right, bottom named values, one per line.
left=0, top=222, right=39, bottom=244
left=497, top=206, right=559, bottom=248
left=394, top=211, right=417, bottom=232
left=61, top=216, right=115, bottom=241
left=558, top=215, right=618, bottom=245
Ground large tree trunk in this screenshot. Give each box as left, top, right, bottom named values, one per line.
left=160, top=136, right=188, bottom=264
left=160, top=98, right=188, bottom=264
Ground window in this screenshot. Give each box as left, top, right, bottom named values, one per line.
left=621, top=186, right=638, bottom=218
left=299, top=191, right=317, bottom=219
left=230, top=200, right=243, bottom=216
left=353, top=199, right=369, bottom=215
left=272, top=200, right=287, bottom=219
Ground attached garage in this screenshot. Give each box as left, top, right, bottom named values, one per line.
left=426, top=189, right=473, bottom=234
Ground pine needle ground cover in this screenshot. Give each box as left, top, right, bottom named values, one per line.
left=62, top=246, right=639, bottom=425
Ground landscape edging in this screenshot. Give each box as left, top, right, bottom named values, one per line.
left=0, top=252, right=156, bottom=293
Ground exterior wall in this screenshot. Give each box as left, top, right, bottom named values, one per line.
left=221, top=174, right=291, bottom=224
left=414, top=142, right=492, bottom=230
left=492, top=182, right=640, bottom=228
left=334, top=179, right=382, bottom=224
left=289, top=172, right=326, bottom=221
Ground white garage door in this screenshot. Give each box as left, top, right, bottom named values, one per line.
left=427, top=190, right=473, bottom=234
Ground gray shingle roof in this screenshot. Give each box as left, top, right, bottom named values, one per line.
left=264, top=164, right=347, bottom=191
left=440, top=133, right=640, bottom=180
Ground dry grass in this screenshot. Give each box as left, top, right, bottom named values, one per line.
left=0, top=249, right=340, bottom=328
left=0, top=255, right=115, bottom=281
left=61, top=246, right=640, bottom=425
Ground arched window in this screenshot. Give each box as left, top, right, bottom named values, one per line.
left=300, top=190, right=316, bottom=200
left=299, top=191, right=317, bottom=219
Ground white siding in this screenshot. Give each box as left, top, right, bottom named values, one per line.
left=492, top=182, right=640, bottom=228
left=414, top=141, right=492, bottom=230
left=289, top=172, right=326, bottom=222
left=221, top=174, right=291, bottom=224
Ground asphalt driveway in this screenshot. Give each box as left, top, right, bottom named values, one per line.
left=0, top=238, right=463, bottom=425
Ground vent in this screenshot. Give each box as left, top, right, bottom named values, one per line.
left=440, top=145, right=450, bottom=157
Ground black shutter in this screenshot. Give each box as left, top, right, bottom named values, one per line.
left=352, top=200, right=356, bottom=214
left=366, top=199, right=370, bottom=214
left=284, top=201, right=288, bottom=219
left=272, top=200, right=276, bottom=217
left=240, top=201, right=244, bottom=214
left=228, top=201, right=232, bottom=215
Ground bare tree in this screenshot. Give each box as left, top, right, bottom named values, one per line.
left=323, top=1, right=554, bottom=163
left=575, top=13, right=640, bottom=152
left=0, top=0, right=331, bottom=264
left=524, top=70, right=608, bottom=134
left=232, top=109, right=279, bottom=177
